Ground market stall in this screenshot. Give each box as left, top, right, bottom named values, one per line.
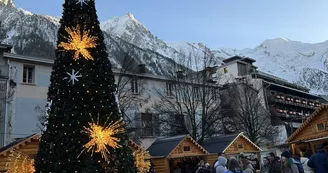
left=286, top=104, right=328, bottom=157
left=147, top=134, right=209, bottom=173
left=203, top=132, right=262, bottom=169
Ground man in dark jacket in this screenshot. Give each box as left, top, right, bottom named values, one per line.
left=307, top=142, right=328, bottom=173
left=267, top=152, right=282, bottom=173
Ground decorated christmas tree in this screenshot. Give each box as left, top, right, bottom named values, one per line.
left=34, top=0, right=137, bottom=172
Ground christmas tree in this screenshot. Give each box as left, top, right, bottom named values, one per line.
left=34, top=0, right=137, bottom=172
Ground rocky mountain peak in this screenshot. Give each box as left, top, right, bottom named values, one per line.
left=127, top=12, right=138, bottom=23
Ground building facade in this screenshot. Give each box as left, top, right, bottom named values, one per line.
left=217, top=56, right=323, bottom=144
left=0, top=44, right=220, bottom=148
left=0, top=45, right=324, bottom=149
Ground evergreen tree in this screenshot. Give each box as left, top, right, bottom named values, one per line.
left=35, top=0, right=137, bottom=172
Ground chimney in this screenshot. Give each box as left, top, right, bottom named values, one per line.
left=138, top=64, right=146, bottom=74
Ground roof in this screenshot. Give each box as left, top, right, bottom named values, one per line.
left=203, top=134, right=239, bottom=153
left=319, top=95, right=328, bottom=102
left=129, top=139, right=143, bottom=151
left=286, top=104, right=328, bottom=142
left=147, top=135, right=208, bottom=158
left=203, top=132, right=262, bottom=153
left=147, top=135, right=186, bottom=157
left=0, top=134, right=39, bottom=156
left=257, top=71, right=311, bottom=93
left=222, top=56, right=243, bottom=63
left=3, top=52, right=53, bottom=65
left=0, top=44, right=13, bottom=52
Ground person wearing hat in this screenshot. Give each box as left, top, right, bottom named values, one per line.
left=307, top=142, right=328, bottom=173
left=281, top=151, right=300, bottom=173
left=239, top=153, right=255, bottom=173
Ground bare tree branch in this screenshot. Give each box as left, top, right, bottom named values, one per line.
left=153, top=48, right=223, bottom=144
left=220, top=77, right=279, bottom=145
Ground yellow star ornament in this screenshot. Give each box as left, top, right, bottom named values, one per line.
left=58, top=24, right=97, bottom=61
left=81, top=117, right=125, bottom=162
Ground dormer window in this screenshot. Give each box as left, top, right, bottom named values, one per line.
left=313, top=122, right=327, bottom=132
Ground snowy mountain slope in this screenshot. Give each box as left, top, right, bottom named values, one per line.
left=0, top=2, right=183, bottom=76
left=213, top=38, right=328, bottom=94
left=0, top=1, right=58, bottom=58
left=1, top=1, right=328, bottom=94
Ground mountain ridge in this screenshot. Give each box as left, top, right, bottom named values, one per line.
left=1, top=1, right=328, bottom=94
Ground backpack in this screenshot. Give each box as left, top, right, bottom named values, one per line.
left=211, top=160, right=218, bottom=173
left=295, top=163, right=304, bottom=173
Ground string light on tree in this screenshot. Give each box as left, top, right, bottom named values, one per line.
left=65, top=69, right=82, bottom=85
left=58, top=25, right=97, bottom=61
left=6, top=150, right=35, bottom=173
left=80, top=114, right=125, bottom=162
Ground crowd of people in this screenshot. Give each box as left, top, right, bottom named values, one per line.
left=260, top=142, right=328, bottom=173
left=169, top=142, right=328, bottom=173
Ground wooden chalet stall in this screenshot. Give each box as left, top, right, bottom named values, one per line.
left=0, top=134, right=145, bottom=172
left=203, top=132, right=262, bottom=169
left=147, top=135, right=209, bottom=173
left=286, top=104, right=328, bottom=157
left=0, top=134, right=39, bottom=172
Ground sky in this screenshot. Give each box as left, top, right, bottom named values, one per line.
left=12, top=0, right=328, bottom=49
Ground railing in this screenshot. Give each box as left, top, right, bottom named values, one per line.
left=269, top=94, right=320, bottom=109
left=275, top=109, right=311, bottom=120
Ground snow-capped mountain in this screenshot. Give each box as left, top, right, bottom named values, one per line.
left=211, top=38, right=328, bottom=94
left=1, top=1, right=328, bottom=94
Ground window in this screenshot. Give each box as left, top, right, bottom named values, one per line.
left=237, top=63, right=247, bottom=76
left=23, top=65, right=35, bottom=84
left=183, top=146, right=191, bottom=152
left=317, top=123, right=325, bottom=131
left=166, top=83, right=174, bottom=96
left=238, top=143, right=244, bottom=149
left=131, top=78, right=138, bottom=94
left=313, top=123, right=327, bottom=132
left=193, top=87, right=200, bottom=99
left=140, top=113, right=153, bottom=136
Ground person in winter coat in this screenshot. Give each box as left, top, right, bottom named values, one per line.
left=300, top=157, right=314, bottom=173
left=214, top=153, right=226, bottom=167
left=281, top=151, right=299, bottom=173
left=307, top=142, right=328, bottom=173
left=225, top=158, right=245, bottom=173
left=260, top=157, right=270, bottom=173
left=215, top=156, right=228, bottom=173
left=239, top=154, right=255, bottom=173
left=267, top=152, right=282, bottom=173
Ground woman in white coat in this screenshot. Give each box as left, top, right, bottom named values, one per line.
left=300, top=157, right=314, bottom=173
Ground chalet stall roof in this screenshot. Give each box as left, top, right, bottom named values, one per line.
left=147, top=135, right=209, bottom=158
left=287, top=104, right=328, bottom=143
left=203, top=132, right=262, bottom=154
left=0, top=134, right=39, bottom=156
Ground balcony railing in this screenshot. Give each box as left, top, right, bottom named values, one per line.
left=274, top=109, right=311, bottom=120
left=269, top=94, right=320, bottom=109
